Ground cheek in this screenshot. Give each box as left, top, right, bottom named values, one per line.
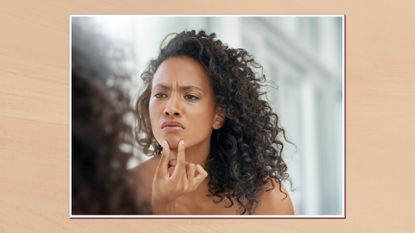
left=148, top=101, right=160, bottom=130
left=148, top=101, right=155, bottom=119
left=189, top=105, right=216, bottom=128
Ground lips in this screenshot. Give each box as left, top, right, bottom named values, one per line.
left=161, top=121, right=185, bottom=130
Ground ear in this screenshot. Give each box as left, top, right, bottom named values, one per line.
left=213, top=107, right=225, bottom=130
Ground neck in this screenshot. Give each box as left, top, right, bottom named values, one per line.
left=168, top=139, right=211, bottom=167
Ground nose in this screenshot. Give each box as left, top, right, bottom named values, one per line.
left=163, top=95, right=181, bottom=117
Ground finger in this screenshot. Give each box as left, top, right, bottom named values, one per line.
left=155, top=140, right=170, bottom=177
left=177, top=140, right=186, bottom=163
left=168, top=159, right=177, bottom=167
left=173, top=140, right=186, bottom=176
left=193, top=164, right=208, bottom=186
left=186, top=163, right=197, bottom=186
left=168, top=166, right=175, bottom=176
left=167, top=159, right=177, bottom=177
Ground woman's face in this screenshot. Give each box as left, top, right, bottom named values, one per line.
left=149, top=56, right=222, bottom=151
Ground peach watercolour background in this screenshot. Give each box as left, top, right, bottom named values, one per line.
left=1, top=0, right=414, bottom=232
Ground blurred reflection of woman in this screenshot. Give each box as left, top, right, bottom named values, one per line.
left=133, top=30, right=294, bottom=215
left=72, top=20, right=147, bottom=214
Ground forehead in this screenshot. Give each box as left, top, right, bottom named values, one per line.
left=152, top=56, right=212, bottom=88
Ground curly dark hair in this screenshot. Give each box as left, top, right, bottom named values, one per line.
left=135, top=30, right=290, bottom=214
left=72, top=19, right=145, bottom=214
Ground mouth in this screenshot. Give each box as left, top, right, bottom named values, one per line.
left=161, top=121, right=185, bottom=131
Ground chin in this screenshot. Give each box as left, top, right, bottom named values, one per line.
left=160, top=135, right=182, bottom=150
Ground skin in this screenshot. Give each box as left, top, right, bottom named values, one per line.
left=133, top=56, right=294, bottom=214
left=149, top=56, right=224, bottom=165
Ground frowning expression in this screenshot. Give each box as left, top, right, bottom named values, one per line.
left=149, top=56, right=222, bottom=151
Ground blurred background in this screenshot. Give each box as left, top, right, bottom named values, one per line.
left=72, top=15, right=344, bottom=216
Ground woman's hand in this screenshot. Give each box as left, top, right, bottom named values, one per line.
left=151, top=140, right=208, bottom=214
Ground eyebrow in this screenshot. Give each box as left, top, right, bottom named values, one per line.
left=153, top=83, right=204, bottom=92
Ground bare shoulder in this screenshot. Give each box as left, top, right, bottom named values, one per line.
left=129, top=155, right=161, bottom=207
left=130, top=155, right=160, bottom=186
left=254, top=179, right=295, bottom=215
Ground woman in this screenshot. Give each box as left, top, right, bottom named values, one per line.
left=133, top=30, right=294, bottom=215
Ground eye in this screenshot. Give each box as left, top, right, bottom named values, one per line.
left=153, top=92, right=167, bottom=98
left=184, top=94, right=200, bottom=101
